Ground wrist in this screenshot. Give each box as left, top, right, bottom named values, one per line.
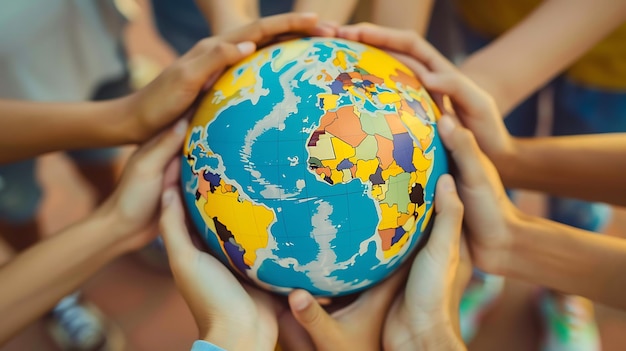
left=202, top=321, right=266, bottom=351
left=499, top=210, right=542, bottom=279
left=79, top=206, right=130, bottom=260
left=91, top=199, right=141, bottom=256
left=494, top=137, right=522, bottom=188
left=108, top=94, right=146, bottom=144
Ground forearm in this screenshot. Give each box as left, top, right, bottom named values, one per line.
left=0, top=97, right=136, bottom=163
left=461, top=0, right=626, bottom=115
left=195, top=0, right=259, bottom=34
left=505, top=213, right=626, bottom=310
left=369, top=0, right=434, bottom=35
left=0, top=210, right=126, bottom=343
left=498, top=134, right=626, bottom=206
left=292, top=0, right=359, bottom=24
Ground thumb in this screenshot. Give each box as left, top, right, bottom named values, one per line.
left=288, top=289, right=339, bottom=342
left=159, top=186, right=197, bottom=267
left=423, top=174, right=464, bottom=259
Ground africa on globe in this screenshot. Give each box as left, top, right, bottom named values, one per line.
left=181, top=37, right=447, bottom=297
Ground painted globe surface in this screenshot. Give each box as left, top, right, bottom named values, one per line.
left=181, top=37, right=448, bottom=297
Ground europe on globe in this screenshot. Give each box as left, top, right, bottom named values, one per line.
left=181, top=37, right=448, bottom=297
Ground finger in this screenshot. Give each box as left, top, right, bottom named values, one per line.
left=130, top=119, right=188, bottom=174
left=277, top=311, right=315, bottom=351
left=162, top=156, right=181, bottom=190
left=337, top=23, right=452, bottom=72
left=452, top=234, right=473, bottom=301
left=424, top=174, right=464, bottom=258
left=288, top=289, right=340, bottom=342
left=183, top=40, right=256, bottom=83
left=437, top=115, right=499, bottom=189
left=159, top=186, right=196, bottom=262
left=220, top=12, right=331, bottom=46
left=351, top=263, right=408, bottom=320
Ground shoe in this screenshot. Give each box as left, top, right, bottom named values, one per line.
left=538, top=291, right=601, bottom=351
left=459, top=272, right=505, bottom=342
left=47, top=292, right=120, bottom=351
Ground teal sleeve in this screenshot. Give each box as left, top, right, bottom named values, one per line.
left=190, top=340, right=227, bottom=351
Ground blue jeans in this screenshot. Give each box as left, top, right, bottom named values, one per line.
left=460, top=21, right=626, bottom=232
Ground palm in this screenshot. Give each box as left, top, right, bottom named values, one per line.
left=181, top=251, right=281, bottom=351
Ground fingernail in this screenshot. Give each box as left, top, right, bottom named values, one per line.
left=236, top=41, right=255, bottom=55
left=440, top=174, right=456, bottom=193
left=438, top=115, right=455, bottom=135
left=162, top=188, right=176, bottom=208
left=174, top=119, right=188, bottom=135
left=292, top=292, right=312, bottom=312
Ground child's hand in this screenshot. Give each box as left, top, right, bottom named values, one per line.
left=96, top=119, right=188, bottom=252
left=159, top=187, right=283, bottom=351
left=437, top=115, right=521, bottom=275
left=278, top=266, right=407, bottom=351
left=336, top=24, right=515, bottom=166
left=383, top=175, right=469, bottom=351
left=125, top=12, right=336, bottom=142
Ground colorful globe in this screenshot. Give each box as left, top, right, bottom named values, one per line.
left=181, top=37, right=448, bottom=297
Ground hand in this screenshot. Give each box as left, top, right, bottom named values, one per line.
left=278, top=257, right=408, bottom=350
left=437, top=115, right=522, bottom=275
left=383, top=174, right=470, bottom=351
left=336, top=23, right=515, bottom=165
left=96, top=119, right=187, bottom=252
left=125, top=12, right=337, bottom=142
left=159, top=186, right=283, bottom=351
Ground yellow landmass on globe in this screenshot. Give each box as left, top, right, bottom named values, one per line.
left=199, top=178, right=274, bottom=268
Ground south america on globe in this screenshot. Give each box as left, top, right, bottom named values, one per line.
left=181, top=37, right=448, bottom=297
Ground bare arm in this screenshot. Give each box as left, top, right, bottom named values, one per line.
left=195, top=0, right=358, bottom=34
left=0, top=211, right=125, bottom=343
left=0, top=99, right=135, bottom=163
left=195, top=0, right=260, bottom=34
left=0, top=117, right=186, bottom=344
left=461, top=0, right=626, bottom=115
left=439, top=113, right=626, bottom=312
left=0, top=13, right=334, bottom=164
left=369, top=0, right=434, bottom=35
left=292, top=0, right=359, bottom=24
left=507, top=212, right=626, bottom=310
left=500, top=134, right=626, bottom=207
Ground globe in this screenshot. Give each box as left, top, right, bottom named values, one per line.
left=181, top=37, right=448, bottom=297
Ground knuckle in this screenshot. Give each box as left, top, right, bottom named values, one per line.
left=356, top=21, right=374, bottom=28
left=196, top=38, right=216, bottom=53
left=303, top=308, right=324, bottom=326
left=130, top=157, right=155, bottom=177
left=211, top=41, right=232, bottom=56
left=450, top=196, right=464, bottom=215
left=169, top=63, right=194, bottom=84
